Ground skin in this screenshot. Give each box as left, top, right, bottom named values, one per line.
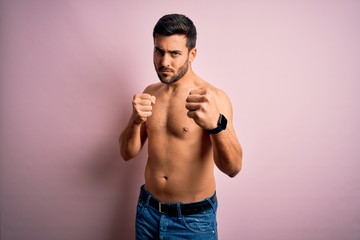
left=119, top=34, right=242, bottom=203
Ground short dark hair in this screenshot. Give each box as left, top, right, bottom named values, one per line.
left=153, top=14, right=197, bottom=50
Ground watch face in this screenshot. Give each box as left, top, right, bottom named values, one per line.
left=219, top=114, right=227, bottom=130
left=208, top=114, right=227, bottom=134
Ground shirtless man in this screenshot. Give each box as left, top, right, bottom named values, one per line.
left=119, top=13, right=242, bottom=239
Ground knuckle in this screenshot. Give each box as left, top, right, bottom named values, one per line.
left=201, top=96, right=208, bottom=102
left=134, top=93, right=142, bottom=99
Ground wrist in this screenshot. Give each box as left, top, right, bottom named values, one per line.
left=207, top=114, right=227, bottom=134
left=131, top=115, right=145, bottom=125
left=208, top=115, right=219, bottom=130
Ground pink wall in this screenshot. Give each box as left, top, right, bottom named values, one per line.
left=1, top=1, right=360, bottom=239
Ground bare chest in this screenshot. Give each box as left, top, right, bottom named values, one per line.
left=146, top=93, right=202, bottom=138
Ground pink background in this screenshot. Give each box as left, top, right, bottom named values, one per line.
left=1, top=1, right=360, bottom=239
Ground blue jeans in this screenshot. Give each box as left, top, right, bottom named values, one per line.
left=136, top=186, right=218, bottom=240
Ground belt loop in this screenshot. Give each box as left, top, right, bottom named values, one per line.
left=176, top=203, right=182, bottom=219
left=146, top=194, right=151, bottom=207
left=142, top=185, right=151, bottom=208
left=206, top=192, right=217, bottom=213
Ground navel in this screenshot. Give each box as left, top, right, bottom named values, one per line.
left=163, top=176, right=168, bottom=180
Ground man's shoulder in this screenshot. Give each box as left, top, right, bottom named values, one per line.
left=143, top=82, right=162, bottom=94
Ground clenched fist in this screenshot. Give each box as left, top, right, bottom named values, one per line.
left=132, top=93, right=156, bottom=124
left=185, top=88, right=220, bottom=130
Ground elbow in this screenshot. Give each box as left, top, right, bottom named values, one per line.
left=120, top=149, right=135, bottom=161
left=226, top=144, right=243, bottom=178
left=219, top=159, right=242, bottom=178
left=227, top=153, right=242, bottom=178
left=119, top=144, right=135, bottom=161
left=215, top=148, right=243, bottom=178
left=121, top=153, right=133, bottom=161
left=119, top=138, right=136, bottom=161
left=227, top=165, right=241, bottom=178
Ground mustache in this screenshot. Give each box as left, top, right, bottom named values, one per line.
left=159, top=66, right=174, bottom=72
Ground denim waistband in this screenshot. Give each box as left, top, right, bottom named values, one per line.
left=139, top=185, right=217, bottom=216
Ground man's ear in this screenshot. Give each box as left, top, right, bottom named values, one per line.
left=189, top=48, right=197, bottom=63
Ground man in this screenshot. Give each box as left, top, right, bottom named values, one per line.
left=119, top=13, right=242, bottom=239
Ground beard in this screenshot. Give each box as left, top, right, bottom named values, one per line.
left=155, top=59, right=189, bottom=84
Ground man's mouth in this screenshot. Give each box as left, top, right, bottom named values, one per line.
left=159, top=67, right=173, bottom=73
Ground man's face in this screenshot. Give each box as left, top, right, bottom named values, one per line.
left=153, top=34, right=195, bottom=84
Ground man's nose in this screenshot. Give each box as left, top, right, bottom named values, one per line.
left=160, top=54, right=171, bottom=66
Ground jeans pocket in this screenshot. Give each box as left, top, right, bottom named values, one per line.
left=182, top=212, right=217, bottom=234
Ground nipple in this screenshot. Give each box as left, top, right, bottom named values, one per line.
left=183, top=127, right=189, bottom=133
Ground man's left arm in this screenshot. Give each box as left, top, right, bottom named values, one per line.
left=186, top=88, right=242, bottom=177
left=210, top=103, right=242, bottom=177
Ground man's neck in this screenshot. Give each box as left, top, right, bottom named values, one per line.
left=163, top=70, right=198, bottom=93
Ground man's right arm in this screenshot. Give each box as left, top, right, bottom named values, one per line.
left=119, top=93, right=156, bottom=161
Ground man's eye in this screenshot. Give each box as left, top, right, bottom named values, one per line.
left=155, top=49, right=163, bottom=55
left=171, top=52, right=180, bottom=57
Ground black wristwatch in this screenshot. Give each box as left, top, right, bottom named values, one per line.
left=208, top=114, right=227, bottom=134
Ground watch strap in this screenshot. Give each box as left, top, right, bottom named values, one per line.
left=208, top=114, right=227, bottom=134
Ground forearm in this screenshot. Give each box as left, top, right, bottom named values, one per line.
left=119, top=115, right=146, bottom=161
left=210, top=129, right=242, bottom=177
